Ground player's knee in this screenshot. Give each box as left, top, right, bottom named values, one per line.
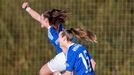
left=39, top=64, right=52, bottom=75
left=53, top=72, right=61, bottom=75
left=39, top=68, right=45, bottom=75
left=39, top=69, right=49, bottom=75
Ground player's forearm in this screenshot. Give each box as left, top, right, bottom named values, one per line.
left=26, top=7, right=41, bottom=22
left=90, top=58, right=96, bottom=71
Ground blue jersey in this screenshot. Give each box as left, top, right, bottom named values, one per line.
left=48, top=24, right=64, bottom=54
left=66, top=43, right=95, bottom=75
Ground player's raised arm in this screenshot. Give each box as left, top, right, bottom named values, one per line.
left=22, top=2, right=44, bottom=26
left=22, top=2, right=50, bottom=28
left=22, top=2, right=41, bottom=22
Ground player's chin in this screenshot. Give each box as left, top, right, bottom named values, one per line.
left=41, top=25, right=45, bottom=28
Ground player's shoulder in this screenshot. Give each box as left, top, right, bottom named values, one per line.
left=48, top=26, right=55, bottom=31
left=72, top=44, right=85, bottom=52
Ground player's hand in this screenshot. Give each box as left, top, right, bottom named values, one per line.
left=22, top=2, right=29, bottom=9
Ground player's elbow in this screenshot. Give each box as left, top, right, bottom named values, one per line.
left=91, top=59, right=96, bottom=64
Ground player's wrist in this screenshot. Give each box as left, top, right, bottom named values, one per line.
left=26, top=7, right=31, bottom=12
left=23, top=5, right=31, bottom=12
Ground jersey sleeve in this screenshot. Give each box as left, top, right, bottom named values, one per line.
left=66, top=50, right=77, bottom=71
left=48, top=26, right=62, bottom=53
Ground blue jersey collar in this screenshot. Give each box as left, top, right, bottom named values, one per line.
left=66, top=43, right=74, bottom=53
left=67, top=43, right=74, bottom=49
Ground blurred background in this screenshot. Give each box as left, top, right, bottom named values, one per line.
left=0, top=0, right=134, bottom=75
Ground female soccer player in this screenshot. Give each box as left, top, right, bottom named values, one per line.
left=22, top=2, right=67, bottom=75
left=58, top=28, right=96, bottom=75
left=22, top=2, right=96, bottom=75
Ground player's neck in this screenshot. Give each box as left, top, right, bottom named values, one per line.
left=66, top=42, right=74, bottom=49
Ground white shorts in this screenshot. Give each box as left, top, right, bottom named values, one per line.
left=47, top=52, right=66, bottom=72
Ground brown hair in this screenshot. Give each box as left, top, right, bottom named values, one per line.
left=61, top=27, right=97, bottom=43
left=43, top=9, right=68, bottom=25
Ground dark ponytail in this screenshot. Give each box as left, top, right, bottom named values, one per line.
left=61, top=27, right=97, bottom=43
left=43, top=9, right=68, bottom=25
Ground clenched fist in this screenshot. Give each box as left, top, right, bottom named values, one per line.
left=22, top=2, right=29, bottom=9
